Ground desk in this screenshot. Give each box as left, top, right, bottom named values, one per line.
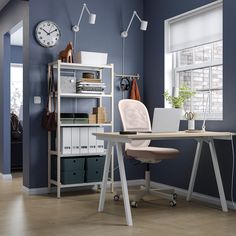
left=94, top=131, right=233, bottom=226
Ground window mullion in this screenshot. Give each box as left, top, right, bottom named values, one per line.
left=209, top=66, right=212, bottom=114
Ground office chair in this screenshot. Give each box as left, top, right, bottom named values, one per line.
left=116, top=99, right=180, bottom=207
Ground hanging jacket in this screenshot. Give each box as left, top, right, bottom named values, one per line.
left=130, top=79, right=141, bottom=101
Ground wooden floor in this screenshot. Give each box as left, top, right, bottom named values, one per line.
left=1, top=174, right=236, bottom=236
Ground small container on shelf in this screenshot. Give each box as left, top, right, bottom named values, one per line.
left=89, top=114, right=96, bottom=124
left=61, top=113, right=74, bottom=124
left=74, top=113, right=89, bottom=124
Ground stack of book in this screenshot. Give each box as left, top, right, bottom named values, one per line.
left=76, top=78, right=106, bottom=94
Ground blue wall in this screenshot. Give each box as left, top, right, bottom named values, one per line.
left=11, top=46, right=23, bottom=64
left=27, top=0, right=145, bottom=187
left=143, top=0, right=236, bottom=200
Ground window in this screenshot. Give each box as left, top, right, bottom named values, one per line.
left=11, top=64, right=23, bottom=117
left=165, top=1, right=223, bottom=120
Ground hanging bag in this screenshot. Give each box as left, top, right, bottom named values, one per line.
left=42, top=66, right=58, bottom=131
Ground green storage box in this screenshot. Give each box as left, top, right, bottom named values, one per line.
left=51, top=170, right=85, bottom=184
left=51, top=157, right=85, bottom=172
left=61, top=118, right=74, bottom=124
left=61, top=113, right=74, bottom=124
left=73, top=118, right=89, bottom=124
left=85, top=156, right=105, bottom=183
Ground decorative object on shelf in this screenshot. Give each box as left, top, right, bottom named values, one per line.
left=35, top=20, right=61, bottom=48
left=58, top=42, right=73, bottom=63
left=72, top=3, right=96, bottom=59
left=42, top=66, right=57, bottom=131
left=60, top=76, right=76, bottom=93
left=89, top=114, right=96, bottom=124
left=164, top=85, right=196, bottom=108
left=121, top=11, right=148, bottom=38
left=78, top=51, right=108, bottom=66
left=93, top=107, right=106, bottom=123
left=185, top=111, right=195, bottom=130
left=120, top=10, right=148, bottom=99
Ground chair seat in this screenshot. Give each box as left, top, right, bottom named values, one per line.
left=126, top=146, right=179, bottom=163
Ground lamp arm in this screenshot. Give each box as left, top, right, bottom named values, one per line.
left=77, top=4, right=86, bottom=27
left=84, top=4, right=91, bottom=15
left=124, top=11, right=136, bottom=34
left=134, top=11, right=142, bottom=22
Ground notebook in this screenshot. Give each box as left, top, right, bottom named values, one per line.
left=152, top=108, right=182, bottom=133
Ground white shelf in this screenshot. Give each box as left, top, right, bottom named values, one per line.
left=49, top=151, right=106, bottom=157
left=59, top=93, right=112, bottom=98
left=60, top=123, right=112, bottom=127
left=48, top=60, right=114, bottom=198
left=49, top=60, right=113, bottom=70
left=49, top=179, right=102, bottom=188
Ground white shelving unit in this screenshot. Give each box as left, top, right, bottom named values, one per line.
left=47, top=60, right=114, bottom=198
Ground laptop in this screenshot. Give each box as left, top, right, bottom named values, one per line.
left=152, top=108, right=182, bottom=133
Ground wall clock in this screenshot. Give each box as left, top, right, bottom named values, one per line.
left=35, top=20, right=61, bottom=47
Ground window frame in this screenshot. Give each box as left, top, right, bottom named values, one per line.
left=164, top=2, right=223, bottom=121
left=173, top=42, right=223, bottom=120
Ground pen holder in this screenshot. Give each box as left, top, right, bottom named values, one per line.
left=188, top=120, right=195, bottom=130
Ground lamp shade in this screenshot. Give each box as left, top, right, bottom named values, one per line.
left=140, top=21, right=148, bottom=31
left=89, top=14, right=96, bottom=24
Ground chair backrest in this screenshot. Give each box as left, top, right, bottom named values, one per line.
left=118, top=99, right=151, bottom=149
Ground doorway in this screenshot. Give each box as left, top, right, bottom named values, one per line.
left=10, top=22, right=23, bottom=173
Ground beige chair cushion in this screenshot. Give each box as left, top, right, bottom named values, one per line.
left=126, top=146, right=180, bottom=163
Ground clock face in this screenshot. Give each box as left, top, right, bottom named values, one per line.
left=35, top=20, right=61, bottom=47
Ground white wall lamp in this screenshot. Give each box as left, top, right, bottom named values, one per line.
left=121, top=10, right=148, bottom=38
left=72, top=3, right=96, bottom=33
left=119, top=10, right=148, bottom=99
left=72, top=3, right=96, bottom=62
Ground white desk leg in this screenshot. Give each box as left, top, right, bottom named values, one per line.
left=187, top=139, right=203, bottom=201
left=208, top=139, right=228, bottom=212
left=98, top=141, right=113, bottom=212
left=116, top=143, right=133, bottom=226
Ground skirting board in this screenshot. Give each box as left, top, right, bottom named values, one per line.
left=150, top=181, right=236, bottom=211
left=0, top=173, right=12, bottom=181
left=22, top=180, right=144, bottom=195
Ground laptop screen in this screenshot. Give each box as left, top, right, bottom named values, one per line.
left=152, top=108, right=182, bottom=133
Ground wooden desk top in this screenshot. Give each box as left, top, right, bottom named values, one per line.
left=93, top=131, right=234, bottom=142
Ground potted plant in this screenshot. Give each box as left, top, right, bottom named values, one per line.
left=163, top=85, right=196, bottom=108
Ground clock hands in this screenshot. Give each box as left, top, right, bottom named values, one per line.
left=42, top=28, right=50, bottom=35
left=49, top=28, right=58, bottom=34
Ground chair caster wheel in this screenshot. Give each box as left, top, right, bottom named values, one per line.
left=131, top=201, right=138, bottom=208
left=169, top=200, right=177, bottom=207
left=114, top=195, right=120, bottom=201
left=173, top=193, right=177, bottom=200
